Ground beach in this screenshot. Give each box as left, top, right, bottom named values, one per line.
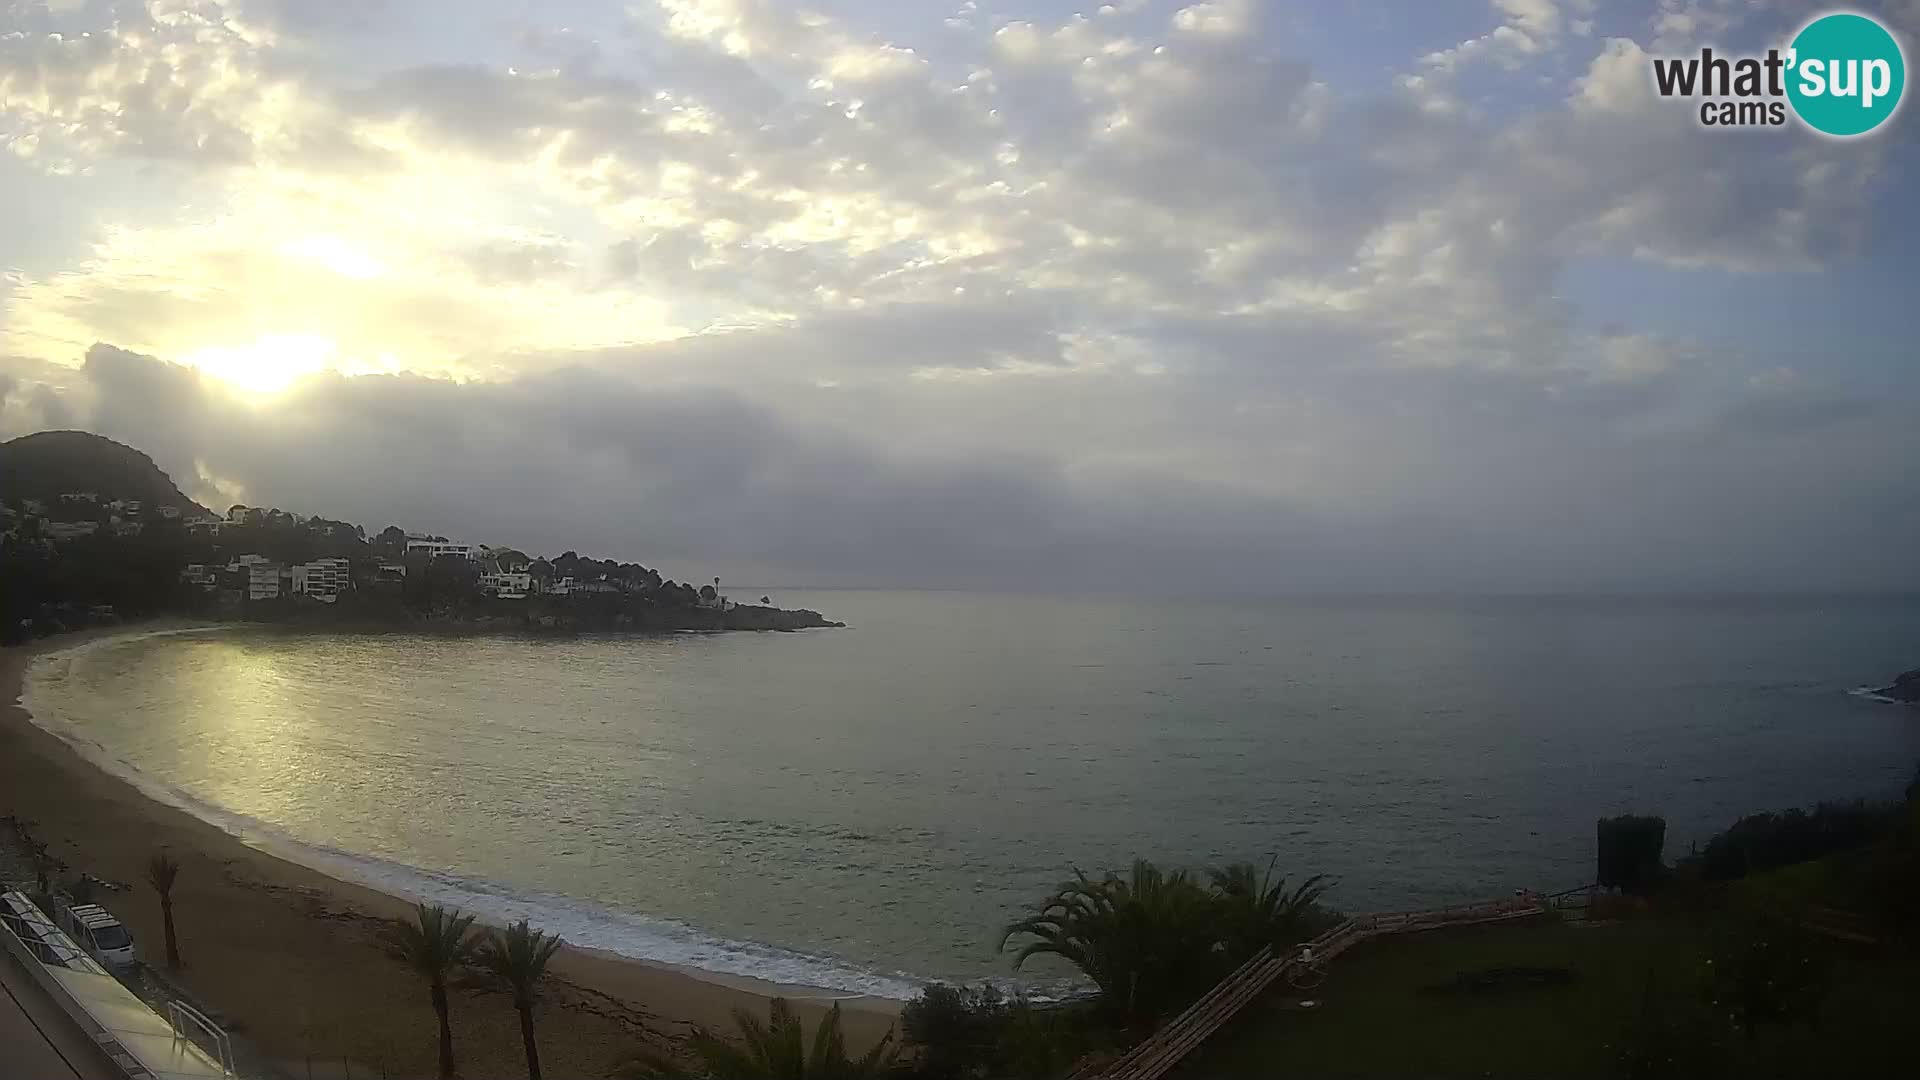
left=1, top=624, right=900, bottom=1080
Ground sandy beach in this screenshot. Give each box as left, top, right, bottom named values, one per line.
left=1, top=624, right=900, bottom=1079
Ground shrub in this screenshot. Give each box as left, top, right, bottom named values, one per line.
left=898, top=985, right=1104, bottom=1080
left=900, top=984, right=1007, bottom=1079
left=1000, top=857, right=1336, bottom=1025
left=623, top=998, right=896, bottom=1080
left=1689, top=802, right=1893, bottom=882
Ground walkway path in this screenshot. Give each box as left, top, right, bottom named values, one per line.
left=1094, top=894, right=1553, bottom=1080
left=1, top=939, right=122, bottom=1080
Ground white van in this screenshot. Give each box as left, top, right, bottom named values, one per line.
left=58, top=902, right=138, bottom=969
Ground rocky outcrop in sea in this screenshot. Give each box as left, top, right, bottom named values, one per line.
left=1871, top=668, right=1920, bottom=704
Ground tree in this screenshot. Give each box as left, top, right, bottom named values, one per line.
left=381, top=904, right=479, bottom=1079
left=146, top=853, right=183, bottom=969
left=1208, top=859, right=1333, bottom=957
left=900, top=984, right=1008, bottom=1080
left=1000, top=860, right=1224, bottom=1024
left=1000, top=857, right=1336, bottom=1025
left=475, top=920, right=564, bottom=1080
left=622, top=998, right=896, bottom=1079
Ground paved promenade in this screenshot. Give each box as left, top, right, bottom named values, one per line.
left=0, top=944, right=118, bottom=1080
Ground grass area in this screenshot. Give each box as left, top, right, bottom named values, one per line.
left=1177, top=911, right=1911, bottom=1079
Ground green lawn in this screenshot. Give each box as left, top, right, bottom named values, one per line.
left=1177, top=913, right=1911, bottom=1079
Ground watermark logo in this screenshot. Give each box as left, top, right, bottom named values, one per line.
left=1650, top=10, right=1906, bottom=137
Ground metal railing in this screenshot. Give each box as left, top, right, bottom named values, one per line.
left=0, top=892, right=155, bottom=1078
left=2, top=889, right=235, bottom=1078
left=167, top=999, right=237, bottom=1077
left=1, top=890, right=111, bottom=974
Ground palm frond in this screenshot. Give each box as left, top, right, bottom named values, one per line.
left=380, top=903, right=480, bottom=980
left=1003, top=855, right=1336, bottom=1023
left=626, top=997, right=896, bottom=1079
left=475, top=919, right=564, bottom=1006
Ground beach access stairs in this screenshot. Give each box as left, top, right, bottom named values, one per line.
left=1089, top=888, right=1587, bottom=1080
left=2, top=889, right=237, bottom=1079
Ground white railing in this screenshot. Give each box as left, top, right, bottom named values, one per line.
left=1, top=890, right=109, bottom=973
left=167, top=999, right=237, bottom=1077
left=0, top=893, right=153, bottom=1078
left=2, top=890, right=231, bottom=1079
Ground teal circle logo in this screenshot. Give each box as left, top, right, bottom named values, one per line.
left=1787, top=12, right=1906, bottom=137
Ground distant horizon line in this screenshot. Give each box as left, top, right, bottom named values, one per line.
left=729, top=585, right=1920, bottom=602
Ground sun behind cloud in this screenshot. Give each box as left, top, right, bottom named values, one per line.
left=181, top=334, right=339, bottom=396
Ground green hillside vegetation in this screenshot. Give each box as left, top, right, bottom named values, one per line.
left=0, top=430, right=209, bottom=515
left=0, top=429, right=838, bottom=640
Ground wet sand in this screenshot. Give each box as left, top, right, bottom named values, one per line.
left=1, top=624, right=899, bottom=1079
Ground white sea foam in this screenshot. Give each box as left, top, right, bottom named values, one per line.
left=19, top=631, right=933, bottom=1001
left=1846, top=686, right=1901, bottom=705
left=258, top=839, right=931, bottom=1000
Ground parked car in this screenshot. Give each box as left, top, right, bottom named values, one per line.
left=56, top=902, right=137, bottom=969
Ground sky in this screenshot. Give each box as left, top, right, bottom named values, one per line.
left=1, top=0, right=1917, bottom=593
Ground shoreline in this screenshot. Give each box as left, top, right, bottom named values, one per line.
left=2, top=622, right=899, bottom=1079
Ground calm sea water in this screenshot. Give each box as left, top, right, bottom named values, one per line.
left=22, top=592, right=1920, bottom=997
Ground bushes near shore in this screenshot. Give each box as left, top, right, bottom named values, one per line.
left=875, top=856, right=1337, bottom=1080
left=999, top=858, right=1335, bottom=1026
left=1686, top=800, right=1898, bottom=882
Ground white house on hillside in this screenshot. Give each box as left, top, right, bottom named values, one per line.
left=406, top=539, right=481, bottom=559
left=479, top=570, right=532, bottom=598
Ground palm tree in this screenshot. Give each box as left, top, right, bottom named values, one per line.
left=380, top=903, right=479, bottom=1079
left=1000, top=860, right=1222, bottom=1023
left=1001, top=858, right=1336, bottom=1024
left=622, top=998, right=896, bottom=1079
left=145, top=853, right=183, bottom=969
left=475, top=920, right=564, bottom=1080
left=1208, top=859, right=1333, bottom=956
left=28, top=838, right=62, bottom=894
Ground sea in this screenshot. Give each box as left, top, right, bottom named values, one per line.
left=20, top=590, right=1920, bottom=999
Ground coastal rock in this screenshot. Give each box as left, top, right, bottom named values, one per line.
left=720, top=604, right=845, bottom=631
left=1873, top=668, right=1920, bottom=704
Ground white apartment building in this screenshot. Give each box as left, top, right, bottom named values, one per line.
left=406, top=539, right=481, bottom=559
left=244, top=561, right=281, bottom=600
left=291, top=558, right=352, bottom=601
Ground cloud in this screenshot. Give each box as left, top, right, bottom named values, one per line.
left=3, top=338, right=1908, bottom=594
left=2, top=1, right=1916, bottom=592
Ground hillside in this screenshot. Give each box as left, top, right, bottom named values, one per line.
left=0, top=430, right=208, bottom=516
